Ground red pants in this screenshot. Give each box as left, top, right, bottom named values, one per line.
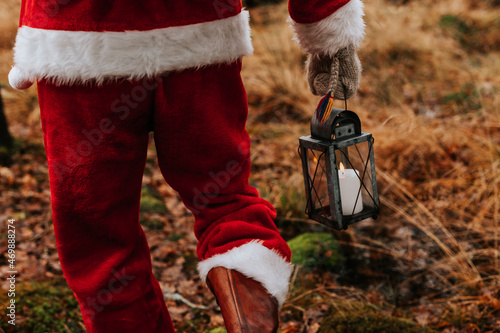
left=38, top=61, right=292, bottom=332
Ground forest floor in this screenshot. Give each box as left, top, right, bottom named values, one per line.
left=1, top=0, right=500, bottom=332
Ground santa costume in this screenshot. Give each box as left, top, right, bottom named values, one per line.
left=9, top=0, right=365, bottom=332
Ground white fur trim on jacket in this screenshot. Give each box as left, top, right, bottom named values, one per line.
left=289, top=0, right=365, bottom=56
left=10, top=11, right=253, bottom=88
left=198, top=241, right=294, bottom=308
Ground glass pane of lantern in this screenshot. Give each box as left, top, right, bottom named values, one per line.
left=305, top=149, right=332, bottom=219
left=335, top=140, right=376, bottom=214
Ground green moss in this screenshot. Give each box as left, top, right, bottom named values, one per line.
left=174, top=308, right=211, bottom=332
left=440, top=15, right=470, bottom=34
left=182, top=250, right=199, bottom=279
left=168, top=233, right=185, bottom=241
left=440, top=14, right=500, bottom=53
left=287, top=233, right=343, bottom=271
left=140, top=217, right=165, bottom=230
left=442, top=83, right=482, bottom=112
left=140, top=187, right=167, bottom=213
left=318, top=302, right=436, bottom=333
left=278, top=186, right=306, bottom=219
left=139, top=187, right=166, bottom=230
left=207, top=328, right=227, bottom=333
left=0, top=280, right=82, bottom=333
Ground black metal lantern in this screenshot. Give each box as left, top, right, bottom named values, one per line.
left=298, top=101, right=380, bottom=230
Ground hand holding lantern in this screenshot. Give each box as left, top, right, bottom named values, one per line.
left=298, top=53, right=379, bottom=230
left=306, top=45, right=361, bottom=99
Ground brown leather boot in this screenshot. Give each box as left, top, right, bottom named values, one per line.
left=207, top=267, right=279, bottom=333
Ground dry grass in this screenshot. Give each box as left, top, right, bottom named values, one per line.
left=243, top=0, right=500, bottom=329
left=0, top=0, right=19, bottom=78
left=243, top=4, right=314, bottom=123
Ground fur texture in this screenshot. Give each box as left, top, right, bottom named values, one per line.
left=12, top=11, right=253, bottom=86
left=289, top=0, right=365, bottom=56
left=8, top=66, right=34, bottom=90
left=198, top=241, right=294, bottom=308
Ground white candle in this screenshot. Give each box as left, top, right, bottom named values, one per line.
left=338, top=163, right=364, bottom=215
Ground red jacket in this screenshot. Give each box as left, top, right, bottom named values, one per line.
left=9, top=0, right=364, bottom=89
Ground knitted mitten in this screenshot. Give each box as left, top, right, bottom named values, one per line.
left=306, top=45, right=361, bottom=99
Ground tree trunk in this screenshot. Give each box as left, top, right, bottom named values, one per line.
left=0, top=88, right=14, bottom=165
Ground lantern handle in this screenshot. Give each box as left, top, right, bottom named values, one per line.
left=311, top=108, right=361, bottom=141
left=328, top=56, right=340, bottom=94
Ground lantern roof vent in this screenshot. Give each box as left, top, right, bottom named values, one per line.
left=311, top=107, right=361, bottom=141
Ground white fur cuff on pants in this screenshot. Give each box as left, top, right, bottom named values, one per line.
left=198, top=241, right=294, bottom=308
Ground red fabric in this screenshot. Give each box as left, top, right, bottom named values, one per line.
left=288, top=0, right=350, bottom=24
left=21, top=0, right=241, bottom=31
left=20, top=0, right=351, bottom=32
left=37, top=61, right=290, bottom=333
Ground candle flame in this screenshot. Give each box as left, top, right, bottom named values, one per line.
left=339, top=162, right=345, bottom=174
left=313, top=156, right=318, bottom=163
